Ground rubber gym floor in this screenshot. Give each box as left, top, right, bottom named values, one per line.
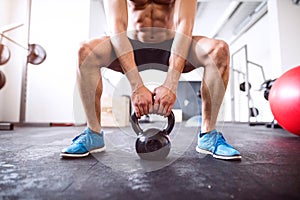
left=0, top=122, right=299, bottom=200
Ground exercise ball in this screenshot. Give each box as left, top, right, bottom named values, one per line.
left=269, top=66, right=300, bottom=136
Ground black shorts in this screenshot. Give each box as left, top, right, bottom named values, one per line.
left=108, top=38, right=195, bottom=73
left=128, top=38, right=173, bottom=72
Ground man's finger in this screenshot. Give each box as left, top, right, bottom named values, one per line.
left=158, top=103, right=165, bottom=116
left=142, top=104, right=149, bottom=116
left=166, top=106, right=173, bottom=117
left=153, top=97, right=160, bottom=114
left=153, top=103, right=159, bottom=114
left=163, top=105, right=169, bottom=117
left=139, top=105, right=145, bottom=117
left=134, top=106, right=141, bottom=118
left=149, top=104, right=154, bottom=114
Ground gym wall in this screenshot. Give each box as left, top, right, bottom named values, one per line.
left=0, top=0, right=28, bottom=122
left=25, top=0, right=90, bottom=123
left=268, top=0, right=300, bottom=72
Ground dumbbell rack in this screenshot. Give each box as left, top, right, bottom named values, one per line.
left=230, top=44, right=267, bottom=126
left=0, top=23, right=26, bottom=130
left=0, top=0, right=33, bottom=130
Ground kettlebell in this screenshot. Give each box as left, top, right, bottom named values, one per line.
left=131, top=111, right=175, bottom=160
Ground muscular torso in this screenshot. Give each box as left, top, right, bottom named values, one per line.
left=127, top=0, right=176, bottom=43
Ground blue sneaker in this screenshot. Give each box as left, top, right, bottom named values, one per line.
left=196, top=129, right=242, bottom=160
left=60, top=128, right=105, bottom=158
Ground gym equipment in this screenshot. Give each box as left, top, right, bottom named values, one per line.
left=261, top=79, right=276, bottom=100
left=263, top=90, right=269, bottom=101
left=292, top=0, right=300, bottom=5
left=239, top=81, right=252, bottom=92
left=0, top=23, right=46, bottom=66
left=0, top=24, right=17, bottom=66
left=0, top=70, right=6, bottom=90
left=249, top=107, right=259, bottom=117
left=131, top=111, right=175, bottom=160
left=269, top=66, right=300, bottom=136
left=0, top=33, right=46, bottom=65
left=231, top=45, right=266, bottom=126
left=0, top=22, right=47, bottom=126
left=0, top=44, right=11, bottom=65
left=27, top=44, right=47, bottom=65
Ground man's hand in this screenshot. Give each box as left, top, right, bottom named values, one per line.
left=131, top=85, right=154, bottom=118
left=153, top=85, right=176, bottom=117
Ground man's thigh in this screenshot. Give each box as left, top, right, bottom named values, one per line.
left=184, top=35, right=213, bottom=71
left=86, top=36, right=123, bottom=73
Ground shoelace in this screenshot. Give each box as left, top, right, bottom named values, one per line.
left=72, top=132, right=87, bottom=143
left=216, top=132, right=225, bottom=141
left=215, top=133, right=232, bottom=148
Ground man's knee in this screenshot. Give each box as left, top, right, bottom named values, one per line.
left=78, top=37, right=111, bottom=69
left=212, top=40, right=229, bottom=59
left=210, top=39, right=229, bottom=69
left=78, top=41, right=93, bottom=68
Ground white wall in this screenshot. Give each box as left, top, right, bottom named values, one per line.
left=89, top=0, right=107, bottom=38
left=268, top=0, right=300, bottom=73
left=25, top=0, right=90, bottom=123
left=0, top=0, right=28, bottom=122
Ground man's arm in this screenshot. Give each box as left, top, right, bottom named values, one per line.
left=103, top=0, right=153, bottom=118
left=154, top=0, right=197, bottom=116
left=103, top=0, right=142, bottom=90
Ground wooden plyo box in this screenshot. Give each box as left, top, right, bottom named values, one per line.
left=101, top=96, right=130, bottom=127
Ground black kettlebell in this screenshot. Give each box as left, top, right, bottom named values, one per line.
left=131, top=111, right=175, bottom=160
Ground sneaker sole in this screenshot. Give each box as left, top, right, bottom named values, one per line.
left=60, top=146, right=106, bottom=158
left=90, top=146, right=106, bottom=154
left=196, top=146, right=242, bottom=160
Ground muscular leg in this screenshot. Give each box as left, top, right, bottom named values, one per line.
left=60, top=36, right=122, bottom=157
left=186, top=36, right=241, bottom=160
left=77, top=36, right=120, bottom=133
left=187, top=36, right=230, bottom=133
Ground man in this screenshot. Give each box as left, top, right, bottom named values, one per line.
left=61, top=0, right=242, bottom=160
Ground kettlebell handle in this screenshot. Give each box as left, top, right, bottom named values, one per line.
left=131, top=111, right=175, bottom=135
